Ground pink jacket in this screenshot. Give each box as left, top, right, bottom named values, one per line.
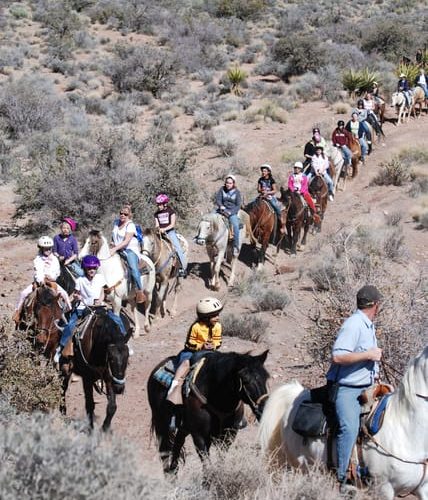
left=288, top=173, right=309, bottom=195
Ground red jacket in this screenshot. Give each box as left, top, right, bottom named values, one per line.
left=332, top=128, right=352, bottom=148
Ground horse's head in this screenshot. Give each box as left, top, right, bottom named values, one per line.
left=141, top=229, right=156, bottom=257
left=238, top=350, right=270, bottom=421
left=33, top=285, right=63, bottom=352
left=107, top=341, right=129, bottom=395
left=195, top=214, right=218, bottom=246
left=391, top=92, right=400, bottom=107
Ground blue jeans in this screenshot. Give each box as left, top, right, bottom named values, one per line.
left=307, top=172, right=334, bottom=194
left=124, top=249, right=142, bottom=290
left=59, top=308, right=88, bottom=347
left=359, top=138, right=368, bottom=161
left=340, top=145, right=352, bottom=166
left=267, top=196, right=282, bottom=217
left=361, top=121, right=371, bottom=142
left=107, top=310, right=126, bottom=335
left=166, top=229, right=187, bottom=270
left=68, top=261, right=84, bottom=277
left=335, top=385, right=365, bottom=482
left=228, top=214, right=240, bottom=250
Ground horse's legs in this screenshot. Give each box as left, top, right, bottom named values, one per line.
left=169, top=280, right=180, bottom=317
left=102, top=383, right=117, bottom=432
left=82, top=376, right=95, bottom=429
left=228, top=255, right=237, bottom=287
left=212, top=254, right=222, bottom=291
left=169, top=427, right=187, bottom=473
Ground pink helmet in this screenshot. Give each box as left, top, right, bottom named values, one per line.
left=155, top=193, right=169, bottom=204
left=62, top=217, right=77, bottom=231
left=82, top=255, right=100, bottom=269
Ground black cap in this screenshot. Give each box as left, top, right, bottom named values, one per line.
left=337, top=120, right=345, bottom=126
left=357, top=285, right=382, bottom=309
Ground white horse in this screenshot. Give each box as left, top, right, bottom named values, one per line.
left=391, top=91, right=414, bottom=125
left=80, top=231, right=156, bottom=336
left=195, top=210, right=253, bottom=290
left=325, top=143, right=345, bottom=193
left=259, top=346, right=428, bottom=499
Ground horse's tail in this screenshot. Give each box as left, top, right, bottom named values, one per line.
left=239, top=210, right=256, bottom=245
left=258, top=381, right=304, bottom=468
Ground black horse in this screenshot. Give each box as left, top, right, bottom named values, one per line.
left=147, top=350, right=269, bottom=473
left=63, top=308, right=131, bottom=431
left=57, top=263, right=77, bottom=295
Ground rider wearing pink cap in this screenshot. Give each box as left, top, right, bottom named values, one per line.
left=53, top=217, right=83, bottom=277
left=154, top=194, right=187, bottom=277
left=287, top=162, right=321, bottom=224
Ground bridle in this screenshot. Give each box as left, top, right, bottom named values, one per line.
left=239, top=376, right=269, bottom=420
left=195, top=216, right=227, bottom=248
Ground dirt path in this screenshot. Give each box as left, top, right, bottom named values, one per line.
left=0, top=106, right=427, bottom=475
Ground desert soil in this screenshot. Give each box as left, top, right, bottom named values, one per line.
left=0, top=102, right=427, bottom=477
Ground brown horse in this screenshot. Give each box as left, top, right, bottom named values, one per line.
left=280, top=189, right=313, bottom=255
left=413, top=86, right=427, bottom=116
left=374, top=99, right=386, bottom=124
left=244, top=198, right=287, bottom=267
left=142, top=229, right=187, bottom=318
left=349, top=136, right=361, bottom=178
left=309, top=176, right=328, bottom=232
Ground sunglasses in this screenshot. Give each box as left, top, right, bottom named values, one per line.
left=120, top=212, right=130, bottom=216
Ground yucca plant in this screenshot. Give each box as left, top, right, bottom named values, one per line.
left=226, top=65, right=247, bottom=96
left=396, top=63, right=420, bottom=85
left=342, top=68, right=379, bottom=97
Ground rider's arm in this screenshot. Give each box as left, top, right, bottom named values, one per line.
left=64, top=238, right=79, bottom=265
left=215, top=189, right=225, bottom=209
left=332, top=348, right=382, bottom=365
left=111, top=225, right=134, bottom=254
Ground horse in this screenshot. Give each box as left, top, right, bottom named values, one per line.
left=413, top=86, right=427, bottom=117
left=391, top=91, right=414, bottom=125
left=142, top=228, right=188, bottom=317
left=374, top=98, right=386, bottom=125
left=80, top=230, right=156, bottom=335
left=349, top=136, right=361, bottom=178
left=65, top=307, right=130, bottom=431
left=259, top=346, right=428, bottom=500
left=148, top=350, right=270, bottom=473
left=309, top=176, right=328, bottom=232
left=57, top=263, right=76, bottom=295
left=194, top=211, right=254, bottom=290
left=280, top=189, right=312, bottom=255
left=244, top=198, right=287, bottom=268
left=325, top=144, right=344, bottom=193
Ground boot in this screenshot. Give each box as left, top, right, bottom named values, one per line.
left=135, top=290, right=147, bottom=304
left=166, top=361, right=190, bottom=406
left=12, top=309, right=21, bottom=324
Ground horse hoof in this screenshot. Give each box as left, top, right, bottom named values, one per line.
left=298, top=245, right=305, bottom=251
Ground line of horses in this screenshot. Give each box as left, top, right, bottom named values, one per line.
left=391, top=88, right=428, bottom=125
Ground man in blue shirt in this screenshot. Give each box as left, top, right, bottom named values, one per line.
left=326, top=285, right=383, bottom=494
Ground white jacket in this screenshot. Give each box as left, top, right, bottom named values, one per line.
left=311, top=154, right=330, bottom=176
left=33, top=254, right=60, bottom=284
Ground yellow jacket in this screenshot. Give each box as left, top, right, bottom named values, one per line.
left=184, top=321, right=222, bottom=352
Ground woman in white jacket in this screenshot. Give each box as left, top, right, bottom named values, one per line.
left=308, top=146, right=335, bottom=201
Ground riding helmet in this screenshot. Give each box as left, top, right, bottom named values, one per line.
left=155, top=193, right=169, bottom=204
left=260, top=163, right=272, bottom=172
left=196, top=297, right=223, bottom=317
left=82, top=255, right=101, bottom=269
left=294, top=161, right=304, bottom=170
left=62, top=217, right=77, bottom=231
left=38, top=236, right=54, bottom=248
left=225, top=174, right=236, bottom=183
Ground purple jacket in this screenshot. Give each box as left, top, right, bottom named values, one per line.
left=53, top=234, right=79, bottom=259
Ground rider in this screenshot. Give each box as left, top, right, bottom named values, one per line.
left=354, top=100, right=372, bottom=153
left=110, top=204, right=146, bottom=303
left=54, top=255, right=104, bottom=363
left=307, top=146, right=335, bottom=202
left=303, top=127, right=327, bottom=168
left=346, top=112, right=368, bottom=164
left=215, top=174, right=242, bottom=257
left=415, top=68, right=428, bottom=98
left=13, top=236, right=71, bottom=323
left=326, top=285, right=382, bottom=495
left=331, top=120, right=353, bottom=170
left=287, top=162, right=321, bottom=224
left=397, top=73, right=411, bottom=107
left=258, top=164, right=285, bottom=233
left=53, top=217, right=84, bottom=277
left=154, top=193, right=187, bottom=278
left=166, top=297, right=223, bottom=429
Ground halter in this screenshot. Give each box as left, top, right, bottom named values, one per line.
left=195, top=215, right=228, bottom=248
left=240, top=379, right=269, bottom=420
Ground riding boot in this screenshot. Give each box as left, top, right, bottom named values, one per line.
left=368, top=142, right=372, bottom=155
left=166, top=362, right=190, bottom=406
left=311, top=210, right=321, bottom=225
left=135, top=290, right=147, bottom=304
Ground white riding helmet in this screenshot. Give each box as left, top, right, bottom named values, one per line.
left=225, top=174, right=236, bottom=182
left=38, top=236, right=54, bottom=248
left=260, top=163, right=272, bottom=172
left=294, top=161, right=304, bottom=170
left=196, top=297, right=223, bottom=317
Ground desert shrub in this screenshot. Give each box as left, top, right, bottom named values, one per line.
left=384, top=211, right=403, bottom=227
left=0, top=319, right=62, bottom=412
left=398, top=147, right=428, bottom=167
left=107, top=96, right=138, bottom=124
left=362, top=18, right=413, bottom=61
left=270, top=34, right=327, bottom=82
left=371, top=158, right=411, bottom=187
left=107, top=44, right=178, bottom=97
left=208, top=0, right=267, bottom=20
left=222, top=313, right=268, bottom=342
left=255, top=288, right=290, bottom=312
left=212, top=130, right=238, bottom=157
left=0, top=75, right=63, bottom=138
left=0, top=46, right=24, bottom=69
left=225, top=65, right=247, bottom=96
left=9, top=3, right=30, bottom=18
left=0, top=404, right=165, bottom=499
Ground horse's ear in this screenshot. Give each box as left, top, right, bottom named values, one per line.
left=255, top=349, right=269, bottom=364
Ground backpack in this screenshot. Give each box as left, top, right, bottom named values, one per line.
left=135, top=224, right=144, bottom=249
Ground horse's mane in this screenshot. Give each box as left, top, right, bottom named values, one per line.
left=201, top=212, right=221, bottom=233
left=37, top=286, right=58, bottom=306
left=94, top=310, right=127, bottom=345
left=201, top=351, right=269, bottom=384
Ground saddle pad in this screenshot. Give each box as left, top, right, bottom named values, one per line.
left=153, top=366, right=174, bottom=388
left=365, top=393, right=392, bottom=435
left=292, top=401, right=328, bottom=438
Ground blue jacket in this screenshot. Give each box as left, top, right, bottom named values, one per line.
left=397, top=78, right=409, bottom=92
left=215, top=187, right=241, bottom=216
left=345, top=121, right=365, bottom=139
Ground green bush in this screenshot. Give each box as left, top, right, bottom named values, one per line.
left=342, top=68, right=379, bottom=96
left=209, top=0, right=267, bottom=20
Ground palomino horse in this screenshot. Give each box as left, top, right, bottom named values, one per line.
left=142, top=229, right=188, bottom=317
left=391, top=91, right=414, bottom=125
left=309, top=176, right=328, bottom=232
left=148, top=350, right=270, bottom=473
left=280, top=189, right=313, bottom=256
left=244, top=198, right=287, bottom=268
left=80, top=231, right=156, bottom=335
left=195, top=211, right=253, bottom=289
left=325, top=145, right=344, bottom=193
left=374, top=98, right=386, bottom=124
left=259, top=346, right=428, bottom=500
left=66, top=307, right=130, bottom=431
left=413, top=86, right=427, bottom=117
